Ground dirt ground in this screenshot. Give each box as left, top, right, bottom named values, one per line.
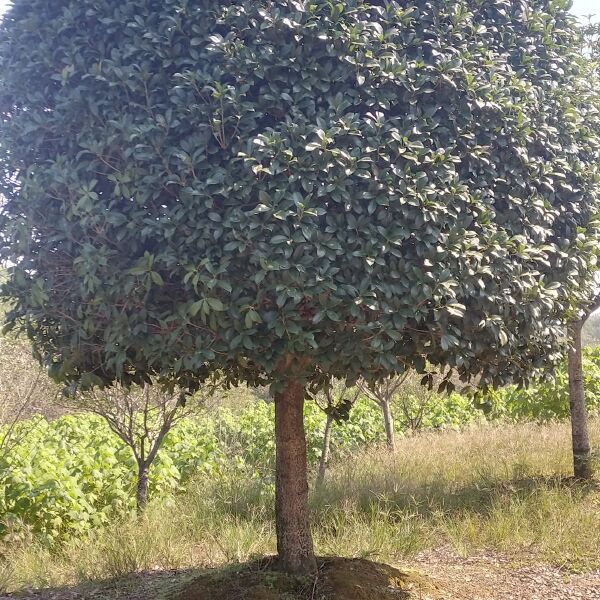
left=413, top=548, right=600, bottom=600
left=3, top=549, right=600, bottom=600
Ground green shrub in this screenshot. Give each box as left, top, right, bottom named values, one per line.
left=0, top=414, right=222, bottom=543
left=0, top=393, right=482, bottom=544
left=480, top=345, right=600, bottom=422
left=0, top=415, right=133, bottom=543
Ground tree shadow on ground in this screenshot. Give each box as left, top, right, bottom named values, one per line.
left=2, top=569, right=204, bottom=600
left=3, top=557, right=443, bottom=600
left=313, top=473, right=600, bottom=521
left=413, top=475, right=600, bottom=517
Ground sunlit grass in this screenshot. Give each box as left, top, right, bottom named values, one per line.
left=2, top=419, right=599, bottom=592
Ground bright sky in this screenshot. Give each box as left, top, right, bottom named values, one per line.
left=0, top=0, right=595, bottom=14
left=0, top=0, right=595, bottom=19
left=571, top=0, right=598, bottom=19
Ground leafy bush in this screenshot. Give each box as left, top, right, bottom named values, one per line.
left=0, top=393, right=481, bottom=544
left=480, top=346, right=600, bottom=422
left=0, top=415, right=133, bottom=543
left=0, top=414, right=222, bottom=544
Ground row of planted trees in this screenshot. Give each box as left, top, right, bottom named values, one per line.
left=1, top=334, right=598, bottom=527
left=0, top=0, right=599, bottom=576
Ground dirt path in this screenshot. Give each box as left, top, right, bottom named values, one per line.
left=413, top=548, right=600, bottom=599
left=3, top=550, right=600, bottom=599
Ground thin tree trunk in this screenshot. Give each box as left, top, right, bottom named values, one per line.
left=568, top=320, right=593, bottom=480
left=136, top=463, right=150, bottom=513
left=381, top=399, right=396, bottom=451
left=316, top=412, right=334, bottom=489
left=274, top=379, right=317, bottom=575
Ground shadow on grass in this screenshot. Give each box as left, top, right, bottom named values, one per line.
left=312, top=473, right=600, bottom=520
left=424, top=475, right=599, bottom=515
left=3, top=557, right=441, bottom=600
left=2, top=568, right=205, bottom=600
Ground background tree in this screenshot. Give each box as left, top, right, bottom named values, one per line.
left=67, top=383, right=194, bottom=512
left=391, top=371, right=454, bottom=434
left=358, top=376, right=406, bottom=451
left=358, top=370, right=458, bottom=446
left=0, top=335, right=59, bottom=456
left=314, top=379, right=359, bottom=487
left=581, top=16, right=600, bottom=64
left=568, top=306, right=598, bottom=480
left=566, top=17, right=600, bottom=481
left=582, top=311, right=600, bottom=346
left=1, top=0, right=599, bottom=575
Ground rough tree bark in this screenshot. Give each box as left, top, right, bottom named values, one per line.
left=568, top=319, right=593, bottom=480
left=316, top=412, right=334, bottom=489
left=381, top=399, right=396, bottom=452
left=274, top=378, right=317, bottom=574
left=136, top=462, right=150, bottom=513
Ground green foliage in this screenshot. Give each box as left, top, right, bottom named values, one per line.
left=481, top=346, right=600, bottom=421
left=3, top=419, right=600, bottom=592
left=0, top=414, right=221, bottom=544
left=1, top=394, right=481, bottom=544
left=0, top=0, right=599, bottom=391
left=0, top=415, right=134, bottom=544
left=397, top=391, right=479, bottom=431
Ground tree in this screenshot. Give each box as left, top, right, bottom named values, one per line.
left=358, top=376, right=406, bottom=451
left=581, top=311, right=600, bottom=346
left=67, top=383, right=195, bottom=512
left=0, top=335, right=59, bottom=456
left=1, top=0, right=599, bottom=574
left=314, top=379, right=359, bottom=487
left=358, top=370, right=454, bottom=447
left=568, top=315, right=595, bottom=480
left=566, top=17, right=600, bottom=481
left=580, top=16, right=600, bottom=64
left=387, top=370, right=454, bottom=434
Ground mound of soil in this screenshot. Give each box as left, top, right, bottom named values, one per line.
left=171, top=557, right=441, bottom=600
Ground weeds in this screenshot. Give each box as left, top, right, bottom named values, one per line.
left=1, top=420, right=599, bottom=592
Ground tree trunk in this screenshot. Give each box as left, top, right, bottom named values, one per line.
left=274, top=379, right=317, bottom=575
left=316, top=412, right=334, bottom=489
left=381, top=399, right=396, bottom=451
left=568, top=320, right=593, bottom=480
left=136, top=463, right=150, bottom=513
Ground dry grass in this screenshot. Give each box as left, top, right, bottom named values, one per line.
left=1, top=419, right=599, bottom=592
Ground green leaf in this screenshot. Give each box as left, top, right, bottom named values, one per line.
left=189, top=300, right=205, bottom=317
left=244, top=309, right=261, bottom=328
left=441, top=334, right=459, bottom=351
left=206, top=298, right=225, bottom=311
left=150, top=271, right=164, bottom=286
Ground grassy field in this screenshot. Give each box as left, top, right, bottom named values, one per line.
left=2, top=418, right=599, bottom=594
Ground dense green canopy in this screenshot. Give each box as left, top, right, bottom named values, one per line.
left=0, top=0, right=599, bottom=390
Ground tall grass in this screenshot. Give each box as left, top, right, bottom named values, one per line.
left=2, top=420, right=599, bottom=592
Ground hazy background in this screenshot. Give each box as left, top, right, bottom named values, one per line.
left=0, top=0, right=596, bottom=20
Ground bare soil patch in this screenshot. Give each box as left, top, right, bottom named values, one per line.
left=172, top=557, right=440, bottom=600
left=4, top=551, right=600, bottom=599
left=414, top=548, right=600, bottom=600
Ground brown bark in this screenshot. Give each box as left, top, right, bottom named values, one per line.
left=274, top=378, right=317, bottom=574
left=316, top=412, right=334, bottom=489
left=568, top=320, right=593, bottom=480
left=136, top=463, right=150, bottom=513
left=382, top=399, right=396, bottom=451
